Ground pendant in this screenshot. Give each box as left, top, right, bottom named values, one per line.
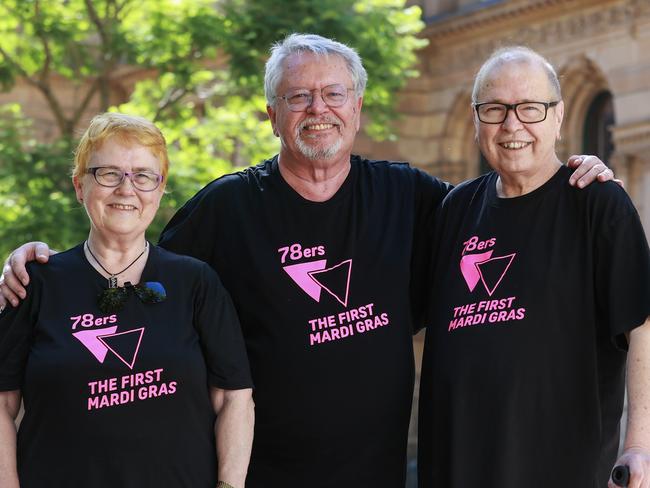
left=108, top=276, right=118, bottom=288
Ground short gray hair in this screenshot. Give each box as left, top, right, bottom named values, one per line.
left=472, top=46, right=562, bottom=102
left=264, top=33, right=368, bottom=106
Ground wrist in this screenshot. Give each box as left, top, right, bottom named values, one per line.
left=216, top=482, right=236, bottom=488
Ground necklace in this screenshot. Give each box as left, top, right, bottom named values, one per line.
left=85, top=240, right=148, bottom=288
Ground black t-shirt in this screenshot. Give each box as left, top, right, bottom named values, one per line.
left=159, top=155, right=450, bottom=487
left=418, top=165, right=650, bottom=488
left=0, top=244, right=252, bottom=488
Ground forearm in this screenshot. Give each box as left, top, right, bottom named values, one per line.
left=0, top=392, right=21, bottom=488
left=623, top=317, right=650, bottom=451
left=214, top=389, right=254, bottom=487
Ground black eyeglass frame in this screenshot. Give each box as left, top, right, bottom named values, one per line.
left=275, top=84, right=356, bottom=112
left=86, top=167, right=163, bottom=192
left=473, top=101, right=561, bottom=124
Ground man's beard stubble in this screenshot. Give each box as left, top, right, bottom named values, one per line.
left=293, top=116, right=344, bottom=161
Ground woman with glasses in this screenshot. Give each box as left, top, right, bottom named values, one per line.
left=0, top=113, right=254, bottom=488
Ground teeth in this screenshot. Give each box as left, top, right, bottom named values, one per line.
left=305, top=124, right=334, bottom=131
left=500, top=141, right=530, bottom=149
left=111, top=204, right=136, bottom=210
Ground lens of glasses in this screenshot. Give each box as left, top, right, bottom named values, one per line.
left=283, top=84, right=350, bottom=112
left=477, top=102, right=549, bottom=124
left=92, top=168, right=161, bottom=191
left=514, top=102, right=546, bottom=122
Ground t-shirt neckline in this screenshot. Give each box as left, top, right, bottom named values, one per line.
left=270, top=154, right=358, bottom=206
left=77, top=241, right=156, bottom=288
left=487, top=164, right=567, bottom=208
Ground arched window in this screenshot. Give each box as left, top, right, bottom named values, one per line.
left=582, top=91, right=615, bottom=166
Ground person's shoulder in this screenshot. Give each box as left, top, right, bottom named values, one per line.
left=24, top=244, right=84, bottom=283
left=216, top=158, right=275, bottom=188
left=566, top=167, right=636, bottom=218
left=181, top=158, right=275, bottom=208
left=355, top=155, right=449, bottom=191
left=153, top=245, right=223, bottom=286
left=153, top=245, right=211, bottom=270
left=359, top=156, right=426, bottom=177
left=28, top=244, right=82, bottom=271
left=443, top=172, right=492, bottom=204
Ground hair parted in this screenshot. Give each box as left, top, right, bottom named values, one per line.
left=73, top=112, right=169, bottom=182
left=472, top=46, right=562, bottom=103
left=264, top=33, right=368, bottom=106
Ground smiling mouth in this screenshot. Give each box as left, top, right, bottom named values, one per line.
left=303, top=123, right=337, bottom=131
left=499, top=141, right=532, bottom=150
left=110, top=204, right=137, bottom=210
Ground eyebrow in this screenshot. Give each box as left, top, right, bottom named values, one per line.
left=480, top=99, right=544, bottom=104
left=93, top=164, right=158, bottom=172
left=285, top=83, right=346, bottom=91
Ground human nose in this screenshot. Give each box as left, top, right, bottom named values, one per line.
left=306, top=89, right=329, bottom=114
left=115, top=172, right=137, bottom=193
left=501, top=107, right=524, bottom=132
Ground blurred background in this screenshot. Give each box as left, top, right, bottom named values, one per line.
left=1, top=1, right=647, bottom=486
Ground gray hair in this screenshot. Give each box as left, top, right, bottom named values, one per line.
left=471, top=46, right=562, bottom=102
left=264, top=33, right=368, bottom=106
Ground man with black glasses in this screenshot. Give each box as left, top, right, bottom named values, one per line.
left=417, top=46, right=650, bottom=488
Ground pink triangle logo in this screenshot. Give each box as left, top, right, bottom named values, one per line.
left=283, top=260, right=327, bottom=301
left=97, top=328, right=145, bottom=370
left=309, top=259, right=353, bottom=307
left=72, top=326, right=119, bottom=363
left=460, top=250, right=493, bottom=292
left=476, top=254, right=516, bottom=296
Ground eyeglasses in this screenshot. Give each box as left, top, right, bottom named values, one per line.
left=276, top=84, right=355, bottom=112
left=97, top=281, right=166, bottom=314
left=473, top=101, right=560, bottom=124
left=87, top=167, right=163, bottom=192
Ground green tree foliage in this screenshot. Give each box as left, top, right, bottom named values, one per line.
left=0, top=0, right=425, bottom=258
left=0, top=105, right=87, bottom=254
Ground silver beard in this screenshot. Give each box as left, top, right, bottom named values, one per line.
left=295, top=135, right=342, bottom=160
left=292, top=117, right=343, bottom=160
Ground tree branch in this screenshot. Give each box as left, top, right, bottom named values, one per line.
left=84, top=0, right=108, bottom=46
left=0, top=45, right=70, bottom=137
left=70, top=77, right=102, bottom=129
left=33, top=0, right=53, bottom=83
left=154, top=87, right=189, bottom=122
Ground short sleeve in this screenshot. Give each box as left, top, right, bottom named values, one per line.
left=192, top=263, right=253, bottom=390
left=595, top=208, right=650, bottom=349
left=410, top=168, right=453, bottom=332
left=0, top=272, right=40, bottom=391
left=158, top=184, right=220, bottom=265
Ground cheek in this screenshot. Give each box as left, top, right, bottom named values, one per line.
left=145, top=192, right=164, bottom=213
left=476, top=128, right=493, bottom=149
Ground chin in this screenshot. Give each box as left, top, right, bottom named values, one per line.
left=297, top=139, right=343, bottom=161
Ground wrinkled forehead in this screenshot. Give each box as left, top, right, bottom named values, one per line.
left=279, top=52, right=352, bottom=90
left=90, top=136, right=160, bottom=165
left=477, top=59, right=554, bottom=102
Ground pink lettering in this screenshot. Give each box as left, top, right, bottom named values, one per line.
left=462, top=236, right=497, bottom=255
left=308, top=315, right=336, bottom=331
left=310, top=332, right=322, bottom=345
left=88, top=378, right=117, bottom=395
left=453, top=302, right=477, bottom=317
